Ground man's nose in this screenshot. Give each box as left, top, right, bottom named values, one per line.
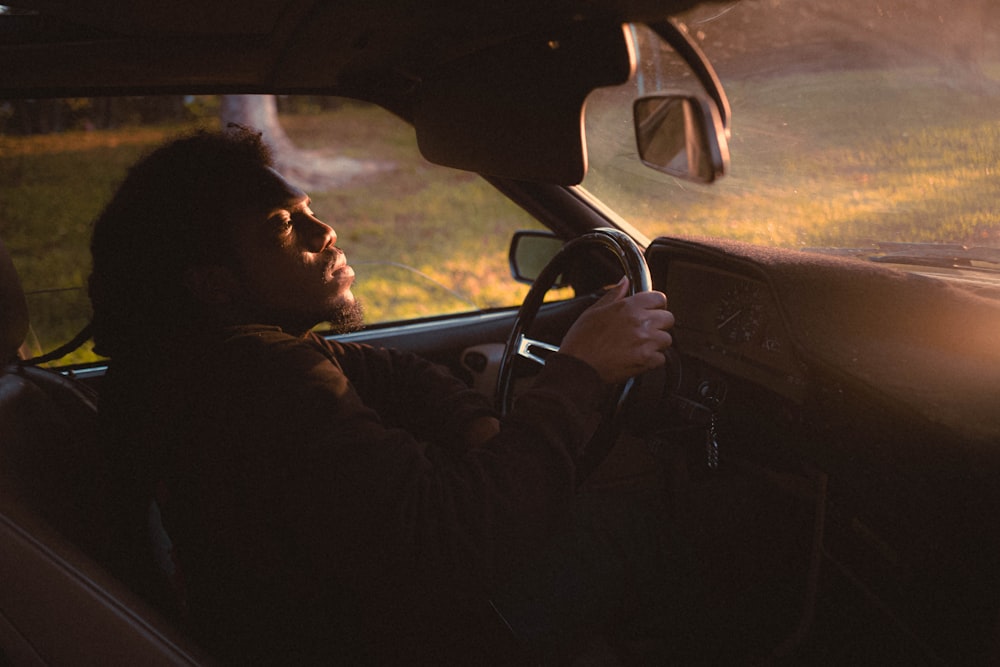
left=306, top=216, right=336, bottom=252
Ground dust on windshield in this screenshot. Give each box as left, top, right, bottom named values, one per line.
left=583, top=0, right=1000, bottom=251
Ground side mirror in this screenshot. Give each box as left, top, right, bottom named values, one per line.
left=508, top=230, right=568, bottom=287
left=633, top=93, right=729, bottom=183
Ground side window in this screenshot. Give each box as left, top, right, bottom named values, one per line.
left=1, top=95, right=546, bottom=365
left=0, top=102, right=161, bottom=366
left=275, top=97, right=545, bottom=329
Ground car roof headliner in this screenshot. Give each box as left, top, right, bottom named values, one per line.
left=2, top=0, right=718, bottom=183
left=1, top=0, right=710, bottom=97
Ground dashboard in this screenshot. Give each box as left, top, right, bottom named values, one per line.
left=662, top=259, right=807, bottom=402
left=644, top=235, right=1000, bottom=443
left=638, top=236, right=1000, bottom=664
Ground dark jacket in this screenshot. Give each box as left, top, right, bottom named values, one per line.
left=100, top=325, right=607, bottom=664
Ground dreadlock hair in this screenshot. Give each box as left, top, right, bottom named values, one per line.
left=89, top=126, right=274, bottom=357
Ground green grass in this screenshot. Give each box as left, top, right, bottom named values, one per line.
left=585, top=67, right=1000, bottom=248
left=280, top=108, right=542, bottom=323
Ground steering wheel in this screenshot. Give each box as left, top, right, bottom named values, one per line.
left=495, top=228, right=652, bottom=481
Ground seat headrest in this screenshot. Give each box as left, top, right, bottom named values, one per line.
left=0, top=239, right=30, bottom=363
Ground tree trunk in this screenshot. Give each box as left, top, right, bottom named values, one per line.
left=218, top=94, right=394, bottom=190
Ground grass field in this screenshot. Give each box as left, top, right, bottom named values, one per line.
left=584, top=66, right=1000, bottom=248
left=3, top=66, right=1000, bottom=364
left=280, top=105, right=544, bottom=322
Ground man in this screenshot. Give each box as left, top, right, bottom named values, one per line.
left=90, top=127, right=677, bottom=664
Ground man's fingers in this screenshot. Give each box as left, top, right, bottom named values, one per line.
left=594, top=276, right=629, bottom=306
left=563, top=280, right=676, bottom=384
left=635, top=308, right=674, bottom=331
left=625, top=298, right=674, bottom=337
left=629, top=290, right=668, bottom=310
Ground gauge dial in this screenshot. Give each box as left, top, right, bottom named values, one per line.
left=715, top=281, right=766, bottom=344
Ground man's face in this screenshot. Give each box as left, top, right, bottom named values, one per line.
left=229, top=167, right=362, bottom=333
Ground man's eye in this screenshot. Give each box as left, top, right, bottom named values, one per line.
left=269, top=214, right=293, bottom=234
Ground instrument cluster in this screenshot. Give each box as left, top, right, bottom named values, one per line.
left=660, top=259, right=806, bottom=401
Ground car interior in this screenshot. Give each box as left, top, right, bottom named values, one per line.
left=0, top=238, right=213, bottom=665
left=3, top=0, right=1000, bottom=665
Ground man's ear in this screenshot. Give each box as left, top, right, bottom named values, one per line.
left=183, top=264, right=241, bottom=305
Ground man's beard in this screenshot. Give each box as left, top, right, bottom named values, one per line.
left=322, top=297, right=365, bottom=334
left=252, top=295, right=365, bottom=336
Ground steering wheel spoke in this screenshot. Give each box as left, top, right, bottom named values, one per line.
left=516, top=335, right=560, bottom=366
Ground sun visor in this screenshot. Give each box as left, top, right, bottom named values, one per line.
left=413, top=22, right=634, bottom=185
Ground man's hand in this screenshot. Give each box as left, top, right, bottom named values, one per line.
left=559, top=277, right=674, bottom=385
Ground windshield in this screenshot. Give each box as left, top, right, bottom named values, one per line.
left=583, top=0, right=1000, bottom=254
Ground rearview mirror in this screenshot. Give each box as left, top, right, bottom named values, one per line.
left=633, top=93, right=729, bottom=183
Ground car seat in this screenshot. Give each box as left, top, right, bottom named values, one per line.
left=0, top=237, right=212, bottom=664
left=0, top=238, right=110, bottom=560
